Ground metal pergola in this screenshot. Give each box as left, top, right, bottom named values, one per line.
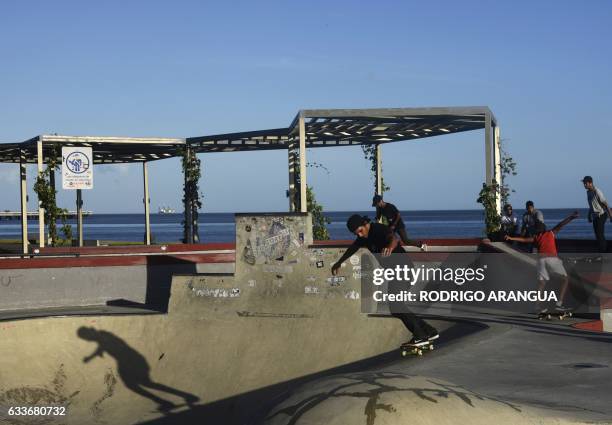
left=0, top=107, right=500, bottom=254
left=187, top=107, right=501, bottom=214
left=0, top=135, right=185, bottom=253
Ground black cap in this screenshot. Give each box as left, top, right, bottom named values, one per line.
left=582, top=176, right=593, bottom=183
left=347, top=214, right=368, bottom=233
left=372, top=194, right=383, bottom=207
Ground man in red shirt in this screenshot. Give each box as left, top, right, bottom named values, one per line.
left=505, top=211, right=579, bottom=313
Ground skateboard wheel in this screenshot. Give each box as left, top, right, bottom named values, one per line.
left=547, top=314, right=551, bottom=320
left=417, top=350, right=423, bottom=356
left=429, top=344, right=434, bottom=350
left=401, top=350, right=407, bottom=357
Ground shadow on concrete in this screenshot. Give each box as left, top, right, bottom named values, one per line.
left=145, top=256, right=198, bottom=312
left=135, top=318, right=487, bottom=425
left=78, top=326, right=199, bottom=413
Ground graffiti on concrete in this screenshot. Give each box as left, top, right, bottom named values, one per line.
left=242, top=219, right=292, bottom=265
left=326, top=276, right=346, bottom=286
left=0, top=275, right=23, bottom=288
left=90, top=368, right=117, bottom=420
left=236, top=311, right=313, bottom=319
left=0, top=364, right=79, bottom=425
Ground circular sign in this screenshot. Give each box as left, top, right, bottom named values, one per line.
left=65, top=151, right=91, bottom=174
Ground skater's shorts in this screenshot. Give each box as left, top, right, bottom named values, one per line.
left=537, top=256, right=567, bottom=281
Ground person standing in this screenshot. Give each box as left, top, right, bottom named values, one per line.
left=501, top=203, right=519, bottom=236
left=521, top=201, right=544, bottom=237
left=582, top=176, right=612, bottom=252
left=372, top=194, right=426, bottom=251
left=332, top=214, right=438, bottom=346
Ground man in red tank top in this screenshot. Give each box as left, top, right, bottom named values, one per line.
left=505, top=211, right=579, bottom=313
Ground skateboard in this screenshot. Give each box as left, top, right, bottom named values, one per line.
left=537, top=310, right=573, bottom=321
left=400, top=340, right=434, bottom=357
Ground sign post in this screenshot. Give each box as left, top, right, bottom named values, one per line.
left=62, top=147, right=93, bottom=247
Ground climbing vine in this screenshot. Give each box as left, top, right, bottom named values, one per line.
left=476, top=180, right=502, bottom=237
left=181, top=147, right=202, bottom=243
left=32, top=146, right=72, bottom=245
left=306, top=185, right=331, bottom=240
left=499, top=139, right=517, bottom=206
left=361, top=144, right=390, bottom=194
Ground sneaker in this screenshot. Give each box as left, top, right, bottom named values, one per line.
left=427, top=332, right=439, bottom=342
left=404, top=336, right=429, bottom=346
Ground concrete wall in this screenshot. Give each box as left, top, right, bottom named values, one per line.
left=0, top=265, right=148, bottom=310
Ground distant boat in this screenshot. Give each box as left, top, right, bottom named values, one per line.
left=158, top=206, right=176, bottom=214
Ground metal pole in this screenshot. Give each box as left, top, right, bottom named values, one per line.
left=298, top=113, right=307, bottom=213
left=37, top=140, right=45, bottom=248
left=77, top=189, right=83, bottom=247
left=19, top=150, right=28, bottom=254
left=143, top=161, right=151, bottom=245
left=374, top=143, right=382, bottom=195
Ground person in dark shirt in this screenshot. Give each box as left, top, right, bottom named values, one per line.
left=332, top=214, right=438, bottom=345
left=372, top=194, right=426, bottom=251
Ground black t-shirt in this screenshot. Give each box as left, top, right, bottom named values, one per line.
left=376, top=203, right=405, bottom=229
left=355, top=222, right=404, bottom=254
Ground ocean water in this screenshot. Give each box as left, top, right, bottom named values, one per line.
left=0, top=209, right=608, bottom=243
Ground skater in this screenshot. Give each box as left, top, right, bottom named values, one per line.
left=372, top=194, right=426, bottom=251
left=582, top=176, right=611, bottom=252
left=505, top=211, right=579, bottom=314
left=332, top=214, right=438, bottom=346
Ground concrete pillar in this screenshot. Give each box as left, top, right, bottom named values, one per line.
left=298, top=114, right=307, bottom=213
left=37, top=140, right=45, bottom=248
left=19, top=150, right=28, bottom=254
left=143, top=161, right=151, bottom=245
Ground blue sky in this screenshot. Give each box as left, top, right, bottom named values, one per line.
left=1, top=0, right=611, bottom=213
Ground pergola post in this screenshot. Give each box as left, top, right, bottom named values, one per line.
left=143, top=161, right=151, bottom=245
left=183, top=146, right=194, bottom=244
left=494, top=125, right=502, bottom=213
left=374, top=143, right=382, bottom=195
left=484, top=112, right=493, bottom=186
left=287, top=141, right=296, bottom=212
left=48, top=168, right=55, bottom=245
left=36, top=139, right=45, bottom=248
left=19, top=149, right=28, bottom=254
left=298, top=113, right=307, bottom=213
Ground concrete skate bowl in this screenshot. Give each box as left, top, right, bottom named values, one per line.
left=0, top=214, right=492, bottom=424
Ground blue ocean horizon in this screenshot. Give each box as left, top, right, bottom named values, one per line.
left=0, top=209, right=607, bottom=243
